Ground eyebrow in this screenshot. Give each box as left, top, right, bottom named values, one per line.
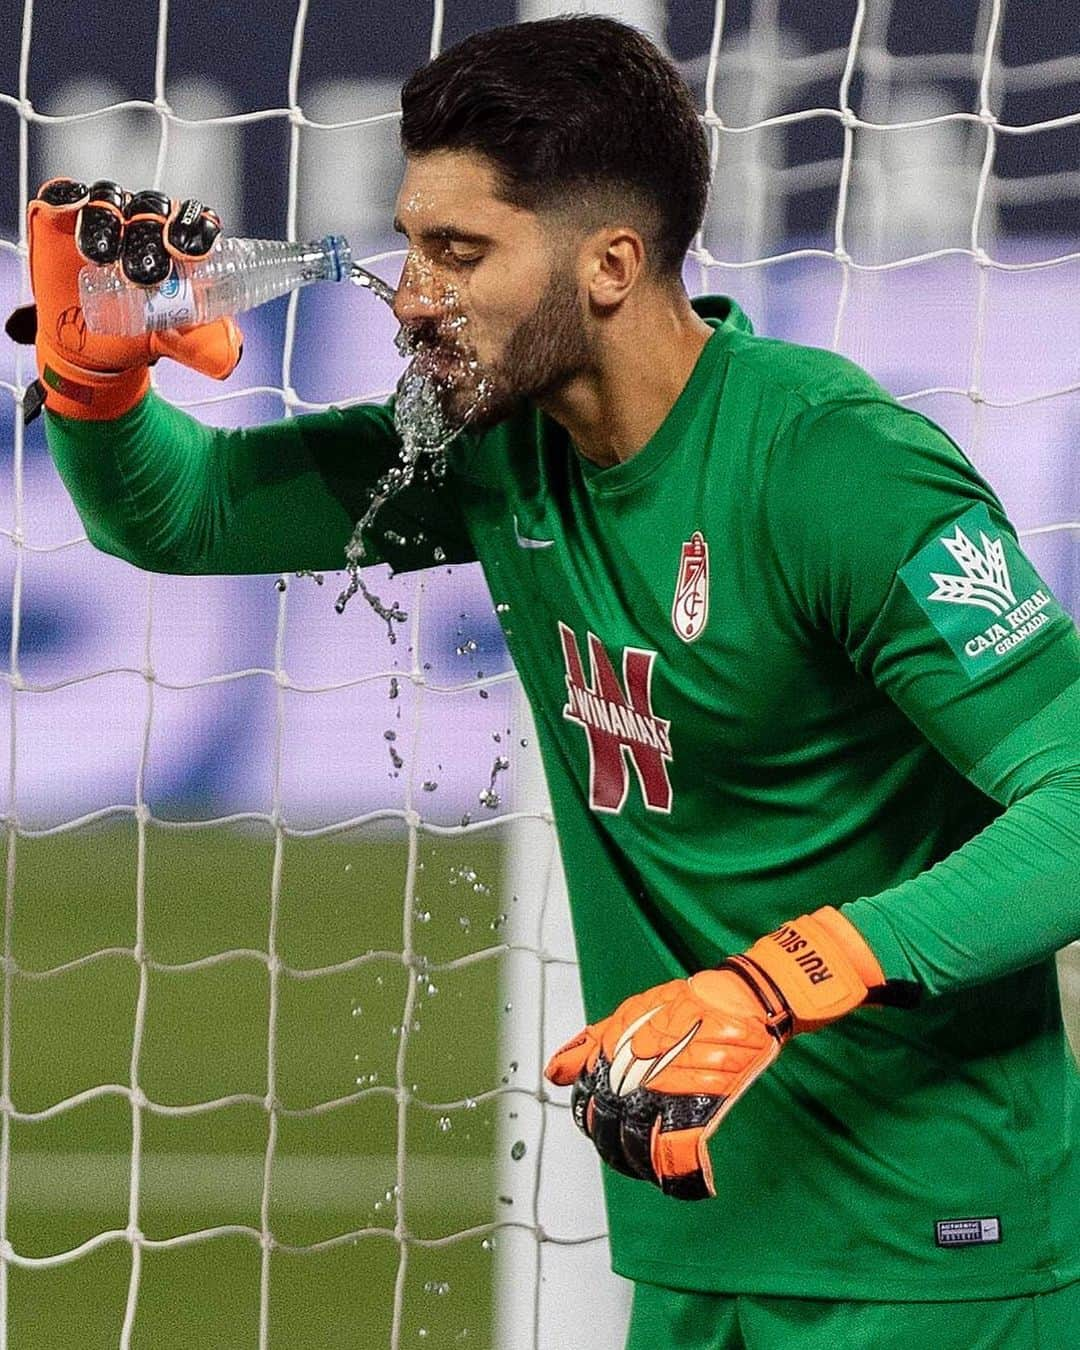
left=392, top=217, right=493, bottom=246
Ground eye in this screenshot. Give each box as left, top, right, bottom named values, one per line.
left=443, top=242, right=482, bottom=268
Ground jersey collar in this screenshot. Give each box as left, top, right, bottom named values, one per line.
left=579, top=295, right=751, bottom=496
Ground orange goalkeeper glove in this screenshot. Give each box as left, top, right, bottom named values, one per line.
left=544, top=906, right=918, bottom=1200
left=4, top=177, right=242, bottom=424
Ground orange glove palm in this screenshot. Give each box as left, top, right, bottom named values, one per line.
left=5, top=177, right=242, bottom=422
left=545, top=907, right=917, bottom=1200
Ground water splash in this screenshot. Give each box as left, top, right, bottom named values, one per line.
left=335, top=268, right=492, bottom=625
left=348, top=262, right=397, bottom=307
left=478, top=754, right=510, bottom=810
left=333, top=351, right=490, bottom=625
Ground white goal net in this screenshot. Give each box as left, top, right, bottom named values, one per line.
left=0, top=1, right=1077, bottom=1347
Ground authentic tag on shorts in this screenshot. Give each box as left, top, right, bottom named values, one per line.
left=899, top=503, right=1067, bottom=680
left=935, top=1217, right=1002, bottom=1248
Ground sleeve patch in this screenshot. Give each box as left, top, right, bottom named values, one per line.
left=898, top=503, right=1068, bottom=680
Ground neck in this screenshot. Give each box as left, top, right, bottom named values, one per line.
left=538, top=287, right=713, bottom=467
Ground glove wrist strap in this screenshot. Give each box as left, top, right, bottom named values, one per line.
left=36, top=340, right=150, bottom=422
left=723, top=906, right=919, bottom=1035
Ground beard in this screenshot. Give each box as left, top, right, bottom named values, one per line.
left=397, top=262, right=593, bottom=437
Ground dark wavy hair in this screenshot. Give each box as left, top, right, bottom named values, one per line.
left=400, top=16, right=709, bottom=279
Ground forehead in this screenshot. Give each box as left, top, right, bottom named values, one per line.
left=395, top=149, right=535, bottom=238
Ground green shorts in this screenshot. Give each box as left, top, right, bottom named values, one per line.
left=625, top=1278, right=1080, bottom=1350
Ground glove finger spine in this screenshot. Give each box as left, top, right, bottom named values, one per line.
left=120, top=216, right=173, bottom=287
left=165, top=198, right=221, bottom=260
left=36, top=177, right=89, bottom=210
left=618, top=1089, right=662, bottom=1185
left=76, top=200, right=125, bottom=265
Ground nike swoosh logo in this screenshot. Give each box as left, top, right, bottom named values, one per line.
left=513, top=514, right=555, bottom=549
left=608, top=1008, right=703, bottom=1098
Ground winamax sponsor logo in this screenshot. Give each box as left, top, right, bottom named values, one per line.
left=558, top=622, right=673, bottom=815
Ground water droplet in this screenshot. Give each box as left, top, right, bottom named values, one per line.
left=510, top=1139, right=527, bottom=1161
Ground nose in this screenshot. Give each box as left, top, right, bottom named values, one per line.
left=392, top=250, right=448, bottom=327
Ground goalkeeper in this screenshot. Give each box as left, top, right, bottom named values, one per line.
left=7, top=16, right=1080, bottom=1348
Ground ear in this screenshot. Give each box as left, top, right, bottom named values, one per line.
left=585, top=228, right=646, bottom=312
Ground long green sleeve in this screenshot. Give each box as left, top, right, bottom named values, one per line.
left=847, top=676, right=1080, bottom=994
left=43, top=390, right=475, bottom=575
left=765, top=397, right=1080, bottom=997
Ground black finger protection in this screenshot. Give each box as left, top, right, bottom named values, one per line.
left=76, top=180, right=127, bottom=265
left=569, top=1050, right=721, bottom=1200
left=572, top=1052, right=653, bottom=1184
left=120, top=189, right=174, bottom=286
left=166, top=198, right=221, bottom=259
left=39, top=178, right=88, bottom=208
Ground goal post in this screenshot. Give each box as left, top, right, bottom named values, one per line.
left=0, top=2, right=1078, bottom=1348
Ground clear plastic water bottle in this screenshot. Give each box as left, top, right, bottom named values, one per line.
left=78, top=234, right=353, bottom=336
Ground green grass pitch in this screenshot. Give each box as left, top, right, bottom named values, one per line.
left=1, top=821, right=510, bottom=1348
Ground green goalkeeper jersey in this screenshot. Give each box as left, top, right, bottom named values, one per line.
left=44, top=296, right=1080, bottom=1300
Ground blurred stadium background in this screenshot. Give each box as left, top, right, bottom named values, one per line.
left=0, top=1, right=1078, bottom=1346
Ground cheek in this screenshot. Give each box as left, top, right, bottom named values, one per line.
left=459, top=284, right=540, bottom=359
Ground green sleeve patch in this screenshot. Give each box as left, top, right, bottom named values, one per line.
left=898, top=502, right=1068, bottom=680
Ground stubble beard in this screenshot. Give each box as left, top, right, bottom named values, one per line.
left=436, top=264, right=593, bottom=432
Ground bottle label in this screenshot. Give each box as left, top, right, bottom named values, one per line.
left=144, top=271, right=197, bottom=331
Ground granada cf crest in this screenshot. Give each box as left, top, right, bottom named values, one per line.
left=559, top=622, right=673, bottom=815
left=672, top=530, right=709, bottom=642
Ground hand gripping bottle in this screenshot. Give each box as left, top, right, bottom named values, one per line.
left=79, top=233, right=354, bottom=336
